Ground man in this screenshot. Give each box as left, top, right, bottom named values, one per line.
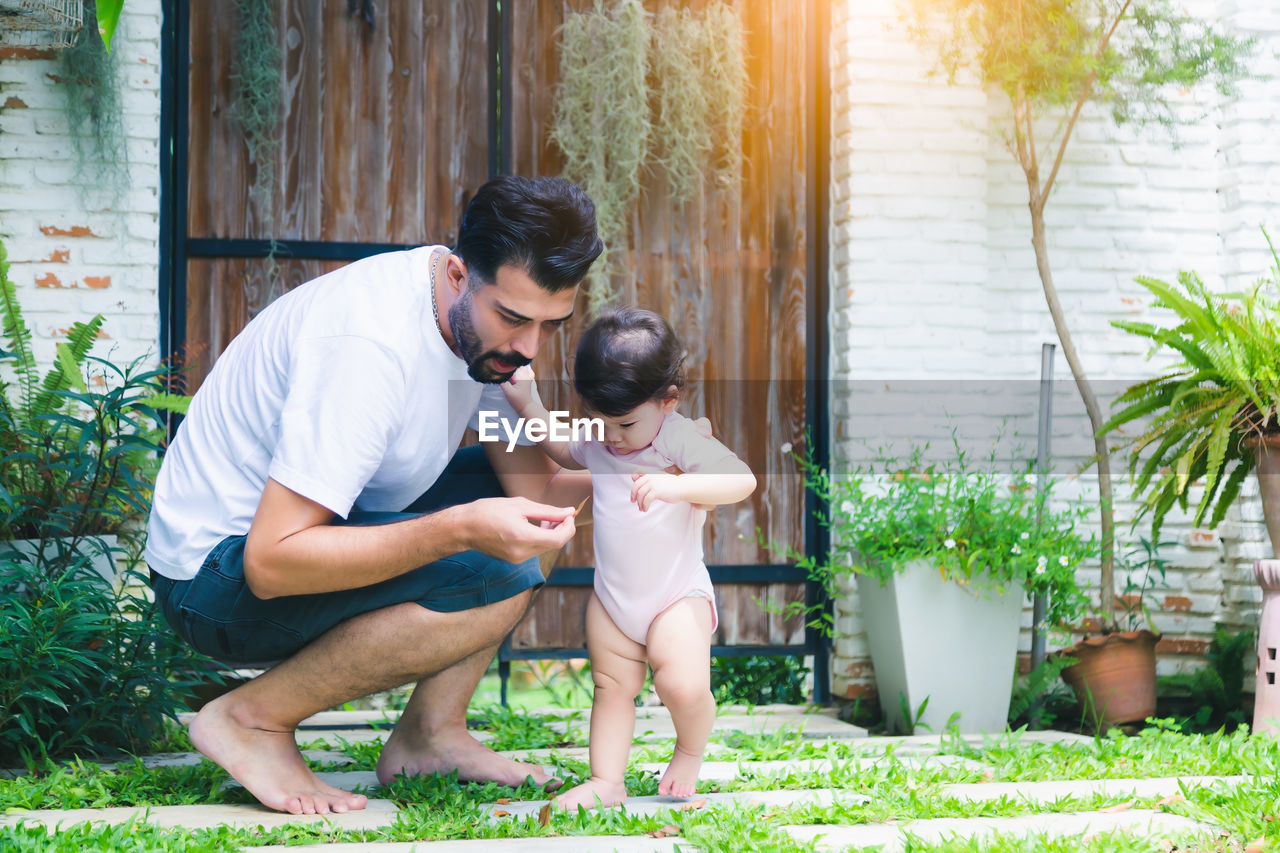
left=145, top=176, right=601, bottom=815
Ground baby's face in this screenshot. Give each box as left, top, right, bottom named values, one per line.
left=595, top=396, right=678, bottom=455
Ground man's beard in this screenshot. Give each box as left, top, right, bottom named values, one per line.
left=448, top=287, right=531, bottom=384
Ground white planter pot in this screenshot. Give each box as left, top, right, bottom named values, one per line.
left=0, top=534, right=119, bottom=586
left=856, top=559, right=1024, bottom=735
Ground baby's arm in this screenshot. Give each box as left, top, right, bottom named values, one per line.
left=500, top=366, right=584, bottom=471
left=631, top=421, right=756, bottom=512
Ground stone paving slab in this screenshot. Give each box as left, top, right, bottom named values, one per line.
left=846, top=730, right=1095, bottom=755
left=293, top=729, right=494, bottom=750
left=499, top=744, right=742, bottom=765
left=245, top=837, right=683, bottom=852
left=91, top=749, right=355, bottom=772
left=548, top=712, right=865, bottom=742
left=781, top=809, right=1217, bottom=851
left=634, top=753, right=983, bottom=782
left=0, top=798, right=401, bottom=833
left=940, top=775, right=1252, bottom=804
left=482, top=787, right=868, bottom=821
left=529, top=703, right=839, bottom=719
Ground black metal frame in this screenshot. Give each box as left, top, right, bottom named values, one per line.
left=158, top=0, right=833, bottom=705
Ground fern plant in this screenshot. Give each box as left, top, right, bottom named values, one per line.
left=1104, top=231, right=1280, bottom=541
left=0, top=239, right=187, bottom=548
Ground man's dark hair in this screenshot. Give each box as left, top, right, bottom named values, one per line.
left=454, top=175, right=603, bottom=292
left=573, top=306, right=686, bottom=417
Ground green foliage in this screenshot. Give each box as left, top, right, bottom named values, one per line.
left=1007, top=654, right=1079, bottom=729
left=908, top=0, right=1251, bottom=134
left=1, top=243, right=187, bottom=542
left=57, top=0, right=128, bottom=205
left=710, top=655, right=810, bottom=705
left=1114, top=537, right=1173, bottom=632
left=777, top=435, right=1092, bottom=636
left=0, top=561, right=211, bottom=766
left=0, top=241, right=203, bottom=765
left=1105, top=237, right=1280, bottom=542
left=466, top=704, right=579, bottom=751
left=551, top=0, right=747, bottom=310
left=1159, top=624, right=1253, bottom=734
left=94, top=0, right=124, bottom=52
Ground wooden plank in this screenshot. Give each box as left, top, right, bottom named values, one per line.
left=187, top=1, right=250, bottom=239
left=279, top=0, right=323, bottom=240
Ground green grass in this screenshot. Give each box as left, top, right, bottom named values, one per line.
left=3, top=713, right=1278, bottom=851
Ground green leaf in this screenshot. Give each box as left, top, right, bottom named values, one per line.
left=96, top=0, right=125, bottom=53
left=54, top=343, right=87, bottom=394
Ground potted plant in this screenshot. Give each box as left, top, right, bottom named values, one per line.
left=1055, top=539, right=1170, bottom=730
left=1105, top=236, right=1280, bottom=552
left=791, top=437, right=1091, bottom=734
left=1105, top=234, right=1280, bottom=732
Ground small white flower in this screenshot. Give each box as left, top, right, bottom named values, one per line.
left=1035, top=565, right=1046, bottom=575
left=1036, top=555, right=1048, bottom=569
left=1010, top=544, right=1021, bottom=555
left=840, top=500, right=854, bottom=514
left=1024, top=473, right=1037, bottom=485
left=1058, top=555, right=1070, bottom=567
left=1020, top=531, right=1030, bottom=540
left=944, top=538, right=957, bottom=549
left=780, top=442, right=793, bottom=454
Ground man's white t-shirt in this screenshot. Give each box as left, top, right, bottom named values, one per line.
left=145, top=245, right=529, bottom=581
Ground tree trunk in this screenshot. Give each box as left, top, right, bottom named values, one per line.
left=1026, top=198, right=1117, bottom=629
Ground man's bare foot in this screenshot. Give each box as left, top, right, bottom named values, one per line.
left=551, top=777, right=627, bottom=811
left=377, top=725, right=560, bottom=791
left=657, top=746, right=702, bottom=798
left=190, top=695, right=368, bottom=815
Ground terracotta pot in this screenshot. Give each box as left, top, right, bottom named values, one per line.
left=1057, top=629, right=1159, bottom=729
left=1244, top=435, right=1280, bottom=557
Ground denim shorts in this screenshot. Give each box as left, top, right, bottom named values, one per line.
left=149, top=446, right=544, bottom=666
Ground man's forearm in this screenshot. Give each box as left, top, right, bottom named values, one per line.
left=245, top=505, right=472, bottom=599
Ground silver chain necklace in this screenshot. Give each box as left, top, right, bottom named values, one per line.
left=429, top=248, right=444, bottom=336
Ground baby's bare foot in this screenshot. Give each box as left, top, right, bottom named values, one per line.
left=551, top=777, right=628, bottom=811
left=658, top=746, right=702, bottom=798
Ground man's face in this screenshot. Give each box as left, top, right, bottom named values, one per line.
left=447, top=262, right=578, bottom=384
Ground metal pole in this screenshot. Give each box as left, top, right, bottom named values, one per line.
left=1030, top=343, right=1056, bottom=670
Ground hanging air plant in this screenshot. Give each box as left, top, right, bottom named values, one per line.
left=550, top=0, right=748, bottom=310
left=651, top=4, right=746, bottom=204
left=230, top=0, right=283, bottom=313
left=57, top=0, right=127, bottom=206
left=550, top=0, right=652, bottom=313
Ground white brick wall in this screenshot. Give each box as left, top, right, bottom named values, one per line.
left=0, top=0, right=163, bottom=373
left=829, top=0, right=1280, bottom=701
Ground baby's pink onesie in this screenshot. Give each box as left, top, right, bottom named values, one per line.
left=568, top=413, right=739, bottom=645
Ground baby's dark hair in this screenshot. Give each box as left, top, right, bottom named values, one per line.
left=573, top=307, right=686, bottom=417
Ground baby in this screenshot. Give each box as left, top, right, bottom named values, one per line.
left=501, top=306, right=756, bottom=811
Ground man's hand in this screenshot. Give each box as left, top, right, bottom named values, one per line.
left=630, top=471, right=689, bottom=512
left=501, top=365, right=538, bottom=415
left=461, top=496, right=577, bottom=563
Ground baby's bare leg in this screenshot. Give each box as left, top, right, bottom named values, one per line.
left=552, top=592, right=647, bottom=811
left=646, top=597, right=715, bottom=798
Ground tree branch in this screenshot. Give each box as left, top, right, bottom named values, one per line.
left=1038, top=0, right=1133, bottom=211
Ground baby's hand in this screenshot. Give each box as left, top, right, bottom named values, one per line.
left=501, top=365, right=537, bottom=413
left=630, top=471, right=687, bottom=512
